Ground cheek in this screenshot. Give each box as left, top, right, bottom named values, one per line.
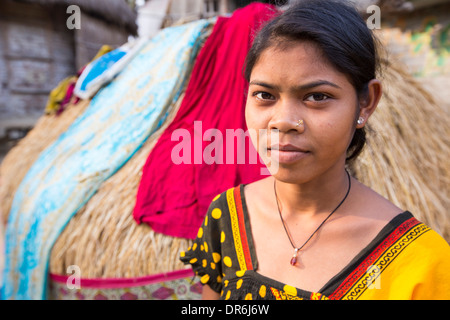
left=244, top=103, right=252, bottom=129
left=313, top=112, right=355, bottom=151
left=245, top=104, right=272, bottom=154
left=245, top=103, right=267, bottom=130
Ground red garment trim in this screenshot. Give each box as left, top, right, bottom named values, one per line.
left=328, top=217, right=420, bottom=300
left=234, top=186, right=254, bottom=270
left=49, top=269, right=195, bottom=289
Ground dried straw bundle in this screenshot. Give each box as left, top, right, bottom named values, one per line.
left=349, top=58, right=450, bottom=240
left=0, top=100, right=90, bottom=223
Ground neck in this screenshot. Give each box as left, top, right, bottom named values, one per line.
left=274, top=169, right=351, bottom=219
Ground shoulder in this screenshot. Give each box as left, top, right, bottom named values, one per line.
left=207, top=185, right=242, bottom=215
left=407, top=225, right=450, bottom=261
left=391, top=214, right=450, bottom=279
left=242, top=177, right=274, bottom=219
left=203, top=185, right=246, bottom=235
left=398, top=223, right=450, bottom=298
left=350, top=178, right=449, bottom=256
left=350, top=178, right=404, bottom=221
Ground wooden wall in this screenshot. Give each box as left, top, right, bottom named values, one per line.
left=0, top=0, right=131, bottom=138
left=0, top=1, right=75, bottom=136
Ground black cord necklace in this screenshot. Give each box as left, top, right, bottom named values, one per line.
left=274, top=170, right=351, bottom=266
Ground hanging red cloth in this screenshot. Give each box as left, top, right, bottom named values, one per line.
left=133, top=3, right=278, bottom=239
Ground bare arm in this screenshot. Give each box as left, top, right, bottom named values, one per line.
left=202, top=284, right=220, bottom=300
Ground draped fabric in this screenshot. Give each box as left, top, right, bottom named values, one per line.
left=74, top=42, right=144, bottom=100
left=46, top=45, right=112, bottom=115
left=45, top=76, right=78, bottom=115
left=133, top=3, right=277, bottom=240
left=2, top=19, right=212, bottom=300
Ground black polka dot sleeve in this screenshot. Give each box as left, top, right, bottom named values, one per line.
left=180, top=192, right=227, bottom=294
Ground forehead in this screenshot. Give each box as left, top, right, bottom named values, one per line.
left=250, top=41, right=348, bottom=85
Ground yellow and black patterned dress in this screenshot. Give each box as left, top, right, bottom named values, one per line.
left=180, top=185, right=450, bottom=300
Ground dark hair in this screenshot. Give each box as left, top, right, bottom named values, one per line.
left=244, top=0, right=381, bottom=162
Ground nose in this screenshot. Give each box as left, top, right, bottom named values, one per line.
left=268, top=98, right=305, bottom=133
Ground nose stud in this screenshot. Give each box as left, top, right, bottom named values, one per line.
left=296, top=119, right=304, bottom=127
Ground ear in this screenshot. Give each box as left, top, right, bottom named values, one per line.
left=356, top=79, right=382, bottom=129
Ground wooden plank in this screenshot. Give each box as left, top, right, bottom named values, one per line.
left=8, top=59, right=52, bottom=93
left=5, top=93, right=48, bottom=117
left=5, top=20, right=51, bottom=60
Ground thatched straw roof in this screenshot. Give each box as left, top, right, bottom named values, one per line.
left=13, top=0, right=138, bottom=34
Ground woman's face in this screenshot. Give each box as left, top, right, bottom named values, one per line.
left=245, top=41, right=360, bottom=184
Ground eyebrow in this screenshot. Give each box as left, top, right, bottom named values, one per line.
left=249, top=79, right=342, bottom=91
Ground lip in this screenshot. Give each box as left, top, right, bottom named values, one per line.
left=269, top=144, right=308, bottom=152
left=267, top=144, right=310, bottom=164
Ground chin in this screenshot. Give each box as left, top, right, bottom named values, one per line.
left=270, top=165, right=314, bottom=185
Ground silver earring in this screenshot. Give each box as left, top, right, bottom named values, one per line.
left=295, top=119, right=304, bottom=127
left=357, top=117, right=364, bottom=125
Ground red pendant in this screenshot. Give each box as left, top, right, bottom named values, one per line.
left=290, top=256, right=297, bottom=266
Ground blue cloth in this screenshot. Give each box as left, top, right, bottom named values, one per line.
left=78, top=49, right=126, bottom=91
left=2, top=19, right=212, bottom=300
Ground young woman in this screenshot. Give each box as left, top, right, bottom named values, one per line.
left=181, top=0, right=450, bottom=300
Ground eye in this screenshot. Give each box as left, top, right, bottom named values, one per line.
left=305, top=93, right=329, bottom=102
left=253, top=91, right=275, bottom=101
